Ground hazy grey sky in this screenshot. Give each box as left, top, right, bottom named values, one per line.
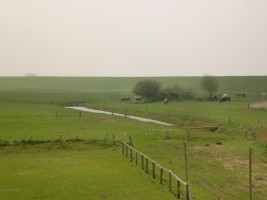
left=1, top=0, right=267, bottom=77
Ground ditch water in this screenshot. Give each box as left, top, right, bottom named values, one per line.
left=65, top=106, right=173, bottom=126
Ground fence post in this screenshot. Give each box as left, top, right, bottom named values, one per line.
left=129, top=136, right=133, bottom=146
left=249, top=148, right=253, bottom=200
left=152, top=161, right=155, bottom=179
left=112, top=133, right=115, bottom=143
left=177, top=180, right=181, bottom=199
left=184, top=142, right=188, bottom=182
left=169, top=171, right=172, bottom=191
left=130, top=148, right=133, bottom=162
left=141, top=154, right=144, bottom=170
left=185, top=183, right=190, bottom=200
left=135, top=151, right=138, bottom=166
left=160, top=168, right=163, bottom=184
left=145, top=157, right=148, bottom=173
left=126, top=145, right=128, bottom=157
left=122, top=143, right=124, bottom=155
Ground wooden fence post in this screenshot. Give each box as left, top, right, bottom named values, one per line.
left=249, top=148, right=252, bottom=200
left=177, top=180, right=181, bottom=199
left=145, top=157, right=148, bottom=173
left=160, top=168, right=163, bottom=184
left=126, top=145, right=128, bottom=157
left=185, top=183, right=190, bottom=200
left=184, top=142, right=188, bottom=182
left=129, top=136, right=133, bottom=146
left=141, top=154, right=144, bottom=170
left=169, top=171, right=172, bottom=191
left=135, top=151, right=138, bottom=166
left=112, top=133, right=115, bottom=143
left=130, top=148, right=133, bottom=162
left=122, top=143, right=124, bottom=154
left=186, top=130, right=189, bottom=142
left=152, top=161, right=155, bottom=179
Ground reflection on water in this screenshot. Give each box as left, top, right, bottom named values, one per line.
left=65, top=106, right=173, bottom=126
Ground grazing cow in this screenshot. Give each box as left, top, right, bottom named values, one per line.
left=262, top=92, right=266, bottom=98
left=135, top=96, right=143, bottom=103
left=220, top=94, right=231, bottom=103
left=164, top=98, right=169, bottom=105
left=120, top=96, right=131, bottom=102
left=196, top=97, right=204, bottom=102
left=236, top=93, right=246, bottom=97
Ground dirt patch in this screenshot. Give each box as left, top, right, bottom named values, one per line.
left=249, top=101, right=267, bottom=109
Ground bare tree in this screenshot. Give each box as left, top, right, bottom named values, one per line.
left=201, top=75, right=219, bottom=100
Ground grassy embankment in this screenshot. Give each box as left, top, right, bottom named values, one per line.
left=0, top=76, right=266, bottom=200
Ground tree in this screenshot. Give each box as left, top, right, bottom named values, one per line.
left=201, top=75, right=219, bottom=100
left=160, top=84, right=195, bottom=100
left=132, top=80, right=161, bottom=100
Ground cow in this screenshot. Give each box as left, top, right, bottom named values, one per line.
left=164, top=98, right=169, bottom=105
left=135, top=96, right=143, bottom=103
left=220, top=94, right=231, bottom=103
left=196, top=97, right=204, bottom=102
left=236, top=93, right=246, bottom=97
left=120, top=96, right=131, bottom=102
left=262, top=92, right=266, bottom=98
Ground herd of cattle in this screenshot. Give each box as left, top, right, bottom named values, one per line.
left=120, top=96, right=143, bottom=103
left=120, top=92, right=266, bottom=104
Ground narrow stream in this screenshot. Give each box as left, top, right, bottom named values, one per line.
left=65, top=106, right=173, bottom=126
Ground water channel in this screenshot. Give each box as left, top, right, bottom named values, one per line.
left=65, top=106, right=173, bottom=126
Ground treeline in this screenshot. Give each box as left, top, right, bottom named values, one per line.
left=132, top=80, right=195, bottom=102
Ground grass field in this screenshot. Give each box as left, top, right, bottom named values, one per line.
left=0, top=141, right=174, bottom=200
left=1, top=76, right=267, bottom=93
left=0, top=76, right=266, bottom=200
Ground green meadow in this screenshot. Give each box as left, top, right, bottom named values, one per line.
left=0, top=76, right=267, bottom=200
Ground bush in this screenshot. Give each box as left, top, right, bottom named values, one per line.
left=160, top=85, right=195, bottom=101
left=132, top=80, right=161, bottom=100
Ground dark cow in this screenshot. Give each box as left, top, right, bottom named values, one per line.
left=219, top=94, right=230, bottom=103
left=135, top=96, right=143, bottom=103
left=196, top=97, right=204, bottom=102
left=220, top=96, right=231, bottom=103
left=120, top=96, right=131, bottom=102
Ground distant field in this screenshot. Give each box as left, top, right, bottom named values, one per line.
left=0, top=76, right=267, bottom=200
left=0, top=76, right=267, bottom=94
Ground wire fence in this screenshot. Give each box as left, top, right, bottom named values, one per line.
left=120, top=141, right=190, bottom=200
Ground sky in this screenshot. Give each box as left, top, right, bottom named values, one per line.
left=0, top=0, right=267, bottom=77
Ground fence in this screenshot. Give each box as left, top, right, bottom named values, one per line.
left=121, top=142, right=190, bottom=200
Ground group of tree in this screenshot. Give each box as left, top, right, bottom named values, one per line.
left=132, top=80, right=195, bottom=102
left=132, top=75, right=219, bottom=102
